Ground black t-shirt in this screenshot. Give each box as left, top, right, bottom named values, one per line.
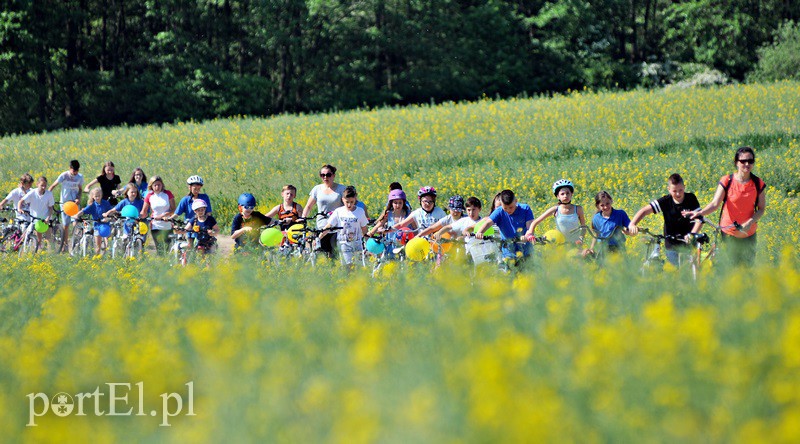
left=231, top=211, right=272, bottom=247
left=649, top=193, right=701, bottom=248
left=97, top=174, right=122, bottom=204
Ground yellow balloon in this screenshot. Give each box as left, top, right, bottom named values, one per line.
left=405, top=237, right=431, bottom=262
left=286, top=223, right=304, bottom=244
left=138, top=222, right=149, bottom=235
left=543, top=229, right=566, bottom=245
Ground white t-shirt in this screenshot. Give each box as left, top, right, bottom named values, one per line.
left=5, top=187, right=30, bottom=219
left=54, top=171, right=84, bottom=203
left=449, top=217, right=478, bottom=236
left=410, top=207, right=447, bottom=230
left=327, top=206, right=368, bottom=243
left=21, top=189, right=55, bottom=219
left=145, top=190, right=174, bottom=230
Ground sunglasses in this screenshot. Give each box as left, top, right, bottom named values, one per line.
left=243, top=205, right=255, bottom=210
left=320, top=172, right=334, bottom=178
left=421, top=200, right=434, bottom=204
left=737, top=158, right=755, bottom=164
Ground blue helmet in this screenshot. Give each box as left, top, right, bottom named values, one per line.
left=238, top=193, right=256, bottom=207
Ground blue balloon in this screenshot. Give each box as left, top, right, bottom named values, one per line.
left=96, top=223, right=112, bottom=238
left=366, top=238, right=384, bottom=255
left=120, top=205, right=139, bottom=219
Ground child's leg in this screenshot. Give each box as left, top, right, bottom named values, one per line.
left=94, top=235, right=103, bottom=254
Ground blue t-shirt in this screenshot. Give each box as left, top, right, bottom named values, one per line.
left=174, top=194, right=212, bottom=221
left=489, top=203, right=534, bottom=258
left=82, top=200, right=113, bottom=222
left=489, top=203, right=535, bottom=240
left=114, top=198, right=144, bottom=214
left=133, top=181, right=148, bottom=198
left=187, top=215, right=218, bottom=245
left=591, top=209, right=631, bottom=247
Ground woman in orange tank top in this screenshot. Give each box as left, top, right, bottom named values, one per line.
left=685, top=146, right=767, bottom=265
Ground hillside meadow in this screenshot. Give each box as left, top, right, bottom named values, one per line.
left=1, top=82, right=800, bottom=442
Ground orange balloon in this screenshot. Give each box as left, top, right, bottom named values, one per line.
left=431, top=232, right=453, bottom=254
left=62, top=201, right=79, bottom=217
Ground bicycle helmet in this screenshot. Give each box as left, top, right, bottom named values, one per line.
left=388, top=189, right=407, bottom=202
left=191, top=199, right=208, bottom=211
left=448, top=195, right=465, bottom=212
left=417, top=186, right=437, bottom=199
left=552, top=179, right=574, bottom=196
left=238, top=193, right=257, bottom=207
left=187, top=175, right=204, bottom=186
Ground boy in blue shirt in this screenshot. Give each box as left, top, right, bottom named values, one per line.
left=474, top=189, right=535, bottom=259
left=583, top=191, right=631, bottom=257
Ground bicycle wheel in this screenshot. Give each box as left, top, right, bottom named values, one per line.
left=111, top=236, right=124, bottom=259
left=19, top=233, right=38, bottom=257
left=129, top=238, right=144, bottom=258
left=51, top=224, right=64, bottom=253
left=81, top=235, right=90, bottom=257
left=0, top=227, right=18, bottom=253
left=70, top=225, right=84, bottom=256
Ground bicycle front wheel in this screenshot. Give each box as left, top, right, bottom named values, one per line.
left=129, top=238, right=144, bottom=258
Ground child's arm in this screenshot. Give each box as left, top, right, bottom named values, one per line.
left=473, top=216, right=493, bottom=239
left=83, top=178, right=98, bottom=193
left=140, top=200, right=150, bottom=219
left=47, top=179, right=59, bottom=192
left=627, top=204, right=653, bottom=235
left=209, top=224, right=219, bottom=236
left=395, top=213, right=417, bottom=230
left=525, top=206, right=557, bottom=239
left=417, top=220, right=444, bottom=238
left=264, top=204, right=281, bottom=218
left=576, top=206, right=587, bottom=244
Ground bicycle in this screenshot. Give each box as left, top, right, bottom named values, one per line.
left=638, top=228, right=690, bottom=272
left=70, top=215, right=109, bottom=258
left=465, top=234, right=542, bottom=274
left=16, top=212, right=63, bottom=256
left=686, top=217, right=742, bottom=275
left=166, top=219, right=189, bottom=265
left=579, top=225, right=628, bottom=263
left=110, top=215, right=151, bottom=259
left=0, top=213, right=29, bottom=254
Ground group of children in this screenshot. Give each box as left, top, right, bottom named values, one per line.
left=0, top=160, right=752, bottom=267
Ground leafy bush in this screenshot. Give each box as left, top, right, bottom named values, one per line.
left=748, top=21, right=800, bottom=82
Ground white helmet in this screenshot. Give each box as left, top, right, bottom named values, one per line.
left=191, top=199, right=208, bottom=211
left=187, top=175, right=204, bottom=186
left=552, top=179, right=574, bottom=196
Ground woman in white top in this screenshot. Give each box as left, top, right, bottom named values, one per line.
left=141, top=176, right=175, bottom=254
left=302, top=164, right=346, bottom=257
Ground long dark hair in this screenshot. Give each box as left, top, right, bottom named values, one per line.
left=129, top=167, right=147, bottom=185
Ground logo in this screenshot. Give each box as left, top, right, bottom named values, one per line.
left=27, top=381, right=195, bottom=427
left=51, top=393, right=74, bottom=416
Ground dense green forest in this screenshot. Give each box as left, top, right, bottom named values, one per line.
left=1, top=0, right=798, bottom=134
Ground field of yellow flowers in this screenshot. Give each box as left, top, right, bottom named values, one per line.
left=1, top=82, right=800, bottom=442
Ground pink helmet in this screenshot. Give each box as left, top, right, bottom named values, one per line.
left=388, top=189, right=407, bottom=202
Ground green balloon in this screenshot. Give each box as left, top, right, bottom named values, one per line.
left=34, top=220, right=49, bottom=233
left=475, top=220, right=495, bottom=237
left=260, top=227, right=283, bottom=247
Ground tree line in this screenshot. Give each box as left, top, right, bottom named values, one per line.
left=1, top=0, right=798, bottom=134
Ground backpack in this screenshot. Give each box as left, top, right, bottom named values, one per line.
left=719, top=173, right=765, bottom=223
